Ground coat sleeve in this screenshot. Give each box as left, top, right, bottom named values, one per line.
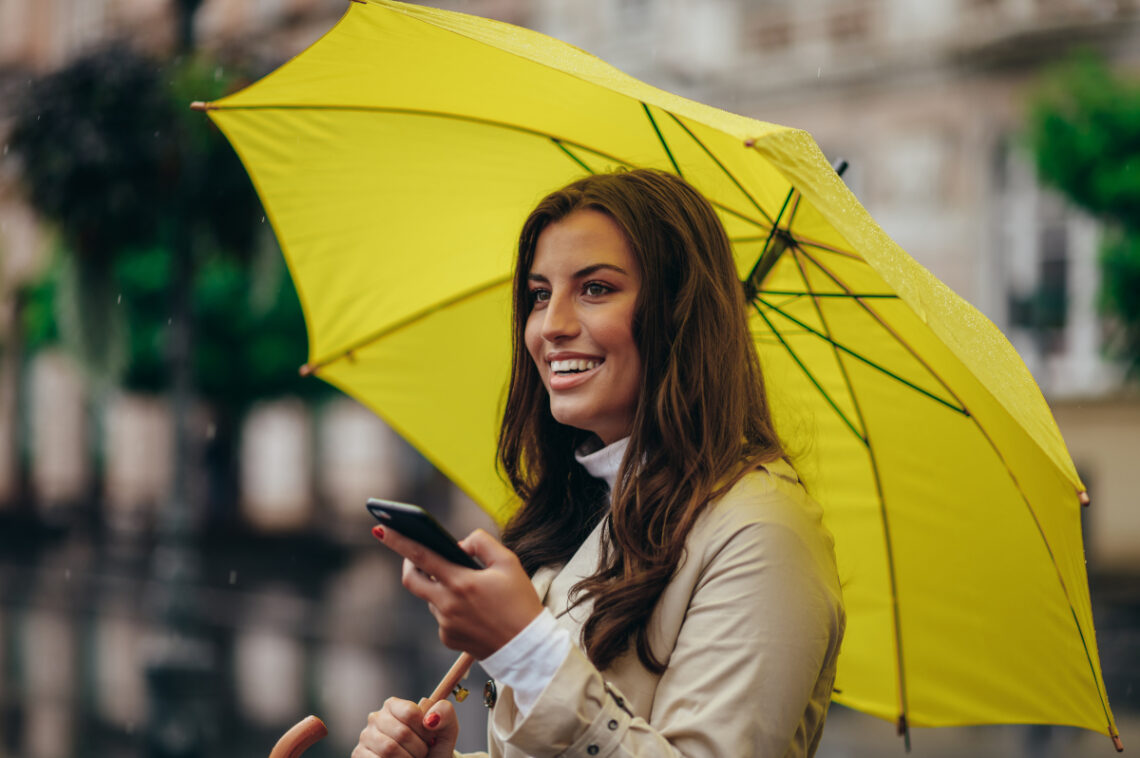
left=486, top=488, right=845, bottom=758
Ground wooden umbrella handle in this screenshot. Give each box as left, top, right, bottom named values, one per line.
left=265, top=654, right=471, bottom=757
left=423, top=652, right=476, bottom=710
left=268, top=715, right=328, bottom=758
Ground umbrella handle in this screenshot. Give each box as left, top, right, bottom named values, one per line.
left=423, top=652, right=476, bottom=711
left=264, top=654, right=472, bottom=758
left=268, top=715, right=327, bottom=758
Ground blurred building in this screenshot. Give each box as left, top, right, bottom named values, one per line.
left=0, top=1, right=1137, bottom=757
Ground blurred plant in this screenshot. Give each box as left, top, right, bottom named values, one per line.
left=9, top=46, right=326, bottom=515
left=1025, top=52, right=1140, bottom=379
left=11, top=46, right=321, bottom=403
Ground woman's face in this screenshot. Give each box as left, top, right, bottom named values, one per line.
left=525, top=209, right=642, bottom=445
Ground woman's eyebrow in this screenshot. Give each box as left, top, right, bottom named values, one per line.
left=574, top=263, right=629, bottom=278
left=527, top=263, right=629, bottom=282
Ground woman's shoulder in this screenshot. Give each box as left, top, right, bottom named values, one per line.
left=690, top=459, right=833, bottom=559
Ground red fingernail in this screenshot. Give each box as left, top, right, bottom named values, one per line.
left=371, top=525, right=385, bottom=541
left=424, top=713, right=440, bottom=729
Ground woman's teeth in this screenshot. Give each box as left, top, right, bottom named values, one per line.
left=551, top=359, right=601, bottom=374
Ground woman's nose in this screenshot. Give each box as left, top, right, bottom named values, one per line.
left=541, top=293, right=579, bottom=341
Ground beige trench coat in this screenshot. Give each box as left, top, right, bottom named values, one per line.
left=461, top=460, right=845, bottom=758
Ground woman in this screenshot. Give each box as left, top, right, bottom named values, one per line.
left=356, top=169, right=844, bottom=758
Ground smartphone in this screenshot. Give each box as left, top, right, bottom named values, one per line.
left=366, top=498, right=483, bottom=570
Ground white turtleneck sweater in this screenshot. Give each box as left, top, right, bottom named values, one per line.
left=480, top=437, right=629, bottom=716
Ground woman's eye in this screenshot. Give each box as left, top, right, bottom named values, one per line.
left=530, top=289, right=551, bottom=304
left=584, top=282, right=611, bottom=297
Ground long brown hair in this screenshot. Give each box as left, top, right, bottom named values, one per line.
left=499, top=169, right=784, bottom=673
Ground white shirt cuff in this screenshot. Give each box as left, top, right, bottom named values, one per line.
left=480, top=608, right=572, bottom=716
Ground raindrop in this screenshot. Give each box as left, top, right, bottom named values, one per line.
left=2, top=144, right=7, bottom=156
left=206, top=422, right=217, bottom=440
left=215, top=66, right=224, bottom=81
left=229, top=570, right=238, bottom=585
left=64, top=569, right=71, bottom=580
left=154, top=131, right=160, bottom=138
left=817, top=67, right=822, bottom=78
left=261, top=216, right=266, bottom=223
left=168, top=318, right=172, bottom=325
left=117, top=294, right=122, bottom=304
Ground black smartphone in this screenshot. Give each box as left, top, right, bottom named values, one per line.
left=366, top=498, right=483, bottom=570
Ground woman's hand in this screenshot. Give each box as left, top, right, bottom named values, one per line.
left=353, top=697, right=457, bottom=758
left=374, top=527, right=544, bottom=659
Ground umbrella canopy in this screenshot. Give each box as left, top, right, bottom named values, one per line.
left=195, top=0, right=1119, bottom=746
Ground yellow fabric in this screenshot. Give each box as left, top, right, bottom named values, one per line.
left=203, top=0, right=1117, bottom=741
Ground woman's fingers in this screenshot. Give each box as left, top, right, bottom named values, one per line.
left=355, top=699, right=432, bottom=758
left=375, top=526, right=465, bottom=585
left=422, top=700, right=460, bottom=758
left=376, top=525, right=545, bottom=658
left=457, top=528, right=514, bottom=567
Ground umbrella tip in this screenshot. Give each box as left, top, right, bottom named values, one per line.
left=189, top=101, right=211, bottom=111
left=1079, top=490, right=1091, bottom=507
left=299, top=363, right=316, bottom=377
left=1113, top=734, right=1123, bottom=752
left=896, top=714, right=911, bottom=751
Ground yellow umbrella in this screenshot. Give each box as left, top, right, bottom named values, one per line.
left=193, top=0, right=1120, bottom=748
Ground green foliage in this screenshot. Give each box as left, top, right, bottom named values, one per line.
left=1026, top=53, right=1140, bottom=377
left=1099, top=233, right=1140, bottom=377
left=10, top=46, right=324, bottom=408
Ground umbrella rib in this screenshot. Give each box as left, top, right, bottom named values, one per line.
left=205, top=102, right=647, bottom=173
left=302, top=275, right=510, bottom=374
left=641, top=102, right=684, bottom=177
left=796, top=238, right=865, bottom=260
left=551, top=138, right=595, bottom=174
left=733, top=235, right=864, bottom=262
left=794, top=246, right=977, bottom=412
left=743, top=187, right=796, bottom=297
left=756, top=290, right=898, bottom=299
left=663, top=112, right=775, bottom=226
left=756, top=296, right=968, bottom=415
left=794, top=247, right=1119, bottom=735
left=750, top=302, right=867, bottom=444
left=209, top=102, right=779, bottom=233
left=788, top=247, right=911, bottom=734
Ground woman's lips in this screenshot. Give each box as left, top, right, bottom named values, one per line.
left=548, top=359, right=603, bottom=391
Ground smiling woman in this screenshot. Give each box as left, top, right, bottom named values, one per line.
left=358, top=169, right=845, bottom=758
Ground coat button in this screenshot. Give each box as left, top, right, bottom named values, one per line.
left=587, top=746, right=599, bottom=755
left=482, top=680, right=497, bottom=708
left=608, top=719, right=618, bottom=730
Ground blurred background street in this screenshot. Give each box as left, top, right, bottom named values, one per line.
left=0, top=0, right=1137, bottom=756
